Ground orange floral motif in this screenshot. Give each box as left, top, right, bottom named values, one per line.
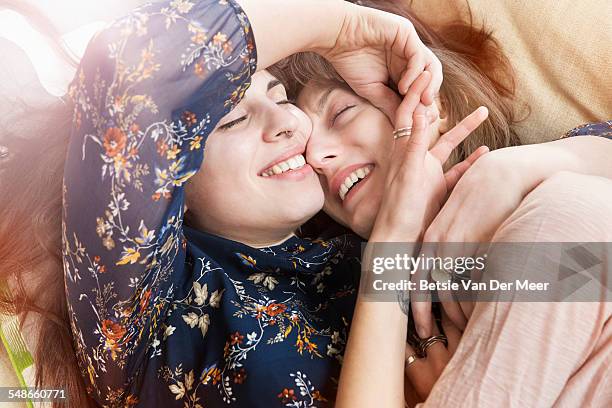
left=125, top=394, right=139, bottom=406
left=233, top=368, right=247, bottom=384
left=140, top=289, right=152, bottom=310
left=229, top=331, right=244, bottom=345
left=156, top=140, right=168, bottom=157
left=194, top=62, right=206, bottom=78
left=191, top=31, right=207, bottom=44
left=203, top=367, right=222, bottom=385
left=103, top=127, right=127, bottom=158
left=166, top=145, right=180, bottom=160
left=101, top=319, right=126, bottom=343
left=277, top=388, right=297, bottom=403
left=265, top=303, right=286, bottom=317
left=189, top=136, right=203, bottom=150
left=212, top=32, right=227, bottom=45
left=182, top=111, right=197, bottom=126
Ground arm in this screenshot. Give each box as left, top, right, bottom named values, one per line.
left=419, top=126, right=612, bottom=331
left=335, top=78, right=488, bottom=406
left=62, top=1, right=260, bottom=403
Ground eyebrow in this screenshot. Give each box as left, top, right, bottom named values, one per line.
left=315, top=87, right=336, bottom=116
left=267, top=79, right=282, bottom=91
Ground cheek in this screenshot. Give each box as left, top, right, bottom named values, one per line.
left=288, top=105, right=313, bottom=135
left=346, top=113, right=394, bottom=159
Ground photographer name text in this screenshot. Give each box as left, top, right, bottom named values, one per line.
left=372, top=279, right=550, bottom=292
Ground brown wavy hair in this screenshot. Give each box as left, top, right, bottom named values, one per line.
left=0, top=1, right=95, bottom=406
left=269, top=0, right=523, bottom=166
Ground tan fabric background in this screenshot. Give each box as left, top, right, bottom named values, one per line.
left=408, top=0, right=612, bottom=144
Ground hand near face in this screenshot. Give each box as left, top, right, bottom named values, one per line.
left=370, top=72, right=489, bottom=243
left=322, top=2, right=442, bottom=121
left=369, top=72, right=489, bottom=337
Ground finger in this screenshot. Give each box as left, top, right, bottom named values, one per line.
left=422, top=315, right=449, bottom=367
left=429, top=107, right=489, bottom=164
left=395, top=71, right=432, bottom=129
left=422, top=56, right=443, bottom=105
left=397, top=46, right=427, bottom=95
left=440, top=298, right=468, bottom=332
left=440, top=309, right=462, bottom=355
left=443, top=146, right=490, bottom=191
left=411, top=242, right=435, bottom=338
left=434, top=238, right=473, bottom=333
left=401, top=110, right=430, bottom=158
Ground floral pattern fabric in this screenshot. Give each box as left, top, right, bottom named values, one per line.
left=561, top=120, right=612, bottom=139
left=62, top=1, right=360, bottom=407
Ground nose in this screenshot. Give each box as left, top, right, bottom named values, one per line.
left=262, top=103, right=300, bottom=143
left=305, top=126, right=340, bottom=175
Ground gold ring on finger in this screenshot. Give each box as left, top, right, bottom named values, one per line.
left=393, top=127, right=412, bottom=140
left=417, top=334, right=448, bottom=356
left=406, top=353, right=420, bottom=367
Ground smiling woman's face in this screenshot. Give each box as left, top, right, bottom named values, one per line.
left=185, top=71, right=324, bottom=247
left=299, top=81, right=444, bottom=238
left=297, top=82, right=395, bottom=238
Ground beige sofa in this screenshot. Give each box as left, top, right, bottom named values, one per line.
left=409, top=0, right=612, bottom=144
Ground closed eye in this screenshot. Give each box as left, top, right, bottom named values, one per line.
left=218, top=116, right=247, bottom=130
left=331, top=104, right=356, bottom=127
left=218, top=100, right=294, bottom=131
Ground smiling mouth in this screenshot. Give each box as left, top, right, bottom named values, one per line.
left=261, top=154, right=307, bottom=177
left=338, top=165, right=372, bottom=201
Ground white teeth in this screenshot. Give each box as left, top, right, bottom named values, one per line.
left=287, top=157, right=298, bottom=168
left=338, top=165, right=372, bottom=201
left=262, top=154, right=306, bottom=177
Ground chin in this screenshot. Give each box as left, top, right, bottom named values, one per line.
left=347, top=199, right=379, bottom=239
left=283, top=193, right=325, bottom=226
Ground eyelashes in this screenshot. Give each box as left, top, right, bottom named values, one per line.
left=218, top=116, right=246, bottom=130
left=330, top=104, right=356, bottom=127
left=218, top=99, right=294, bottom=130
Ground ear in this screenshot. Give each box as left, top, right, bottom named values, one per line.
left=436, top=94, right=451, bottom=134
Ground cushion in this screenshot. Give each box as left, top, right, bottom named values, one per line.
left=408, top=0, right=612, bottom=144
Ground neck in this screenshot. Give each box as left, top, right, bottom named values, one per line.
left=186, top=214, right=298, bottom=248
left=238, top=230, right=297, bottom=248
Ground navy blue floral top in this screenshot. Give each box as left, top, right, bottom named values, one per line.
left=62, top=1, right=360, bottom=407
left=61, top=1, right=612, bottom=407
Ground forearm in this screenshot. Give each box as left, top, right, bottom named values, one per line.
left=336, top=236, right=418, bottom=407
left=548, top=135, right=612, bottom=180
left=467, top=135, right=612, bottom=199
left=336, top=298, right=408, bottom=408
left=236, top=0, right=347, bottom=70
